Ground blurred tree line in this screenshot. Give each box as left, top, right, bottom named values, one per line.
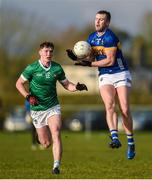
left=0, top=6, right=152, bottom=123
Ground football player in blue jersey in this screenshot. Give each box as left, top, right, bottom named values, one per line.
left=67, top=10, right=135, bottom=159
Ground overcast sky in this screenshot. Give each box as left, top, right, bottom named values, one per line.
left=2, top=0, right=152, bottom=35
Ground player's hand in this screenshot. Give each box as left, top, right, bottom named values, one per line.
left=66, top=49, right=78, bottom=61
left=26, top=95, right=39, bottom=106
left=76, top=82, right=88, bottom=91
left=75, top=60, right=92, bottom=67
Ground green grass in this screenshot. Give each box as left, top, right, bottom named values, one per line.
left=0, top=131, right=152, bottom=179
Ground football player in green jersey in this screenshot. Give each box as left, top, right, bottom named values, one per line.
left=16, top=41, right=88, bottom=174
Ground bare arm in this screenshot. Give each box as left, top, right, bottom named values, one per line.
left=16, top=76, right=30, bottom=98
left=74, top=47, right=117, bottom=67
left=60, top=79, right=88, bottom=92
left=91, top=47, right=117, bottom=67
left=60, top=79, right=77, bottom=92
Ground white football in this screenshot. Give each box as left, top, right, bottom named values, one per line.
left=73, top=41, right=92, bottom=58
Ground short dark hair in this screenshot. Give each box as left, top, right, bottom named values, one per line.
left=96, top=10, right=111, bottom=22
left=39, top=41, right=54, bottom=50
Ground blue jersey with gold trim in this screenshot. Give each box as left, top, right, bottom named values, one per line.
left=87, top=29, right=129, bottom=75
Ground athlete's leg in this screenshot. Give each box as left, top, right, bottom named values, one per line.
left=99, top=85, right=117, bottom=130
left=99, top=85, right=121, bottom=148
left=36, top=126, right=51, bottom=148
left=31, top=124, right=37, bottom=145
left=30, top=124, right=37, bottom=150
left=116, top=86, right=135, bottom=159
left=47, top=114, right=62, bottom=172
left=116, top=86, right=133, bottom=134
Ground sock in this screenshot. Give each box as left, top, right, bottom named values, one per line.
left=53, top=160, right=60, bottom=169
left=110, top=129, right=118, bottom=140
left=127, top=134, right=134, bottom=146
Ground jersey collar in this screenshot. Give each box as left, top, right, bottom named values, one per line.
left=96, top=28, right=108, bottom=37
left=38, top=59, right=51, bottom=71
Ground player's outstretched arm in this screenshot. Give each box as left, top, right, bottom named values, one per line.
left=61, top=80, right=88, bottom=92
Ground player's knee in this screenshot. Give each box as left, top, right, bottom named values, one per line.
left=121, top=108, right=130, bottom=119
left=40, top=140, right=51, bottom=148
left=43, top=142, right=51, bottom=149
left=106, top=104, right=115, bottom=114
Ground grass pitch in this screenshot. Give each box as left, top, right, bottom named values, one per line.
left=0, top=131, right=152, bottom=179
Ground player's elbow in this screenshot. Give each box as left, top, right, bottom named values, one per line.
left=107, top=58, right=115, bottom=66
left=108, top=61, right=114, bottom=66
left=16, top=80, right=19, bottom=90
left=16, top=78, right=23, bottom=91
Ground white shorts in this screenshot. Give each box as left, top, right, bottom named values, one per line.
left=31, top=105, right=61, bottom=128
left=98, top=71, right=132, bottom=88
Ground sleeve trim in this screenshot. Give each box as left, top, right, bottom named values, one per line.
left=59, top=78, right=67, bottom=83
left=21, top=74, right=28, bottom=81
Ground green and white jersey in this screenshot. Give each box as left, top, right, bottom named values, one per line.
left=21, top=60, right=66, bottom=111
